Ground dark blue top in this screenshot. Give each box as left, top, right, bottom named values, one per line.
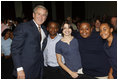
left=104, top=33, right=117, bottom=79
left=56, top=38, right=82, bottom=72
left=75, top=29, right=110, bottom=77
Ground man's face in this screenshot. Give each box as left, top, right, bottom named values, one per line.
left=48, top=22, right=58, bottom=36
left=33, top=8, right=47, bottom=26
left=79, top=23, right=91, bottom=38
left=100, top=24, right=112, bottom=39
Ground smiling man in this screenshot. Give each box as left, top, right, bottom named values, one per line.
left=11, top=5, right=48, bottom=79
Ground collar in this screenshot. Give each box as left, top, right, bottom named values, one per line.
left=48, top=34, right=59, bottom=40
left=33, top=19, right=41, bottom=28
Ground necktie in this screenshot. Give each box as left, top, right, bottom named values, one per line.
left=38, top=26, right=42, bottom=42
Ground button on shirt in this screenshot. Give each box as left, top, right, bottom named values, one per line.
left=43, top=34, right=64, bottom=67
left=1, top=37, right=12, bottom=56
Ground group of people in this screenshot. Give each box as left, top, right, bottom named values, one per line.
left=1, top=5, right=117, bottom=79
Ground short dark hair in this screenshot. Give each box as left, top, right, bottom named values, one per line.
left=101, top=22, right=114, bottom=28
left=47, top=21, right=59, bottom=28
left=2, top=29, right=12, bottom=37
left=80, top=21, right=91, bottom=28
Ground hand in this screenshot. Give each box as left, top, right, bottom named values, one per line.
left=70, top=71, right=78, bottom=78
left=17, top=70, right=25, bottom=79
left=108, top=73, right=114, bottom=79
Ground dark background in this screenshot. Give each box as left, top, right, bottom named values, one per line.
left=1, top=1, right=117, bottom=25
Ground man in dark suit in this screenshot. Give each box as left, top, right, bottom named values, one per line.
left=11, top=5, right=48, bottom=79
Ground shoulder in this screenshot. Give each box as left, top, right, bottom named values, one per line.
left=9, top=38, right=12, bottom=42
left=14, top=20, right=33, bottom=33
left=56, top=40, right=63, bottom=53
left=56, top=40, right=62, bottom=47
left=6, top=38, right=12, bottom=44
left=57, top=34, right=62, bottom=39
left=15, top=22, right=27, bottom=30
left=56, top=40, right=61, bottom=45
left=17, top=20, right=33, bottom=28
left=73, top=37, right=78, bottom=42
left=73, top=38, right=79, bottom=47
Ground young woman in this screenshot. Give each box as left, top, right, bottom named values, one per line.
left=56, top=22, right=92, bottom=79
left=100, top=23, right=117, bottom=79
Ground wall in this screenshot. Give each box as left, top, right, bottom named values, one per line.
left=2, top=1, right=117, bottom=21
left=85, top=1, right=117, bottom=19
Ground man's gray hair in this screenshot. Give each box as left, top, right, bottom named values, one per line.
left=33, top=5, right=48, bottom=16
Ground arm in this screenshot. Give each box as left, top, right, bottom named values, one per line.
left=108, top=67, right=114, bottom=79
left=56, top=53, right=78, bottom=78
left=11, top=24, right=26, bottom=79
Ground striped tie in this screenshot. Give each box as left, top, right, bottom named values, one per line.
left=38, top=27, right=42, bottom=42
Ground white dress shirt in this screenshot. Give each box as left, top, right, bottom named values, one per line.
left=33, top=20, right=46, bottom=49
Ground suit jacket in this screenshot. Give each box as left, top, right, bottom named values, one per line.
left=11, top=20, right=47, bottom=79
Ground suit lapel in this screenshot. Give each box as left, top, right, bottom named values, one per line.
left=30, top=20, right=47, bottom=37
left=30, top=20, right=48, bottom=51
left=30, top=20, right=39, bottom=33
left=30, top=20, right=41, bottom=44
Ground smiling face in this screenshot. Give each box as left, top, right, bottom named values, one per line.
left=33, top=8, right=47, bottom=26
left=79, top=23, right=91, bottom=38
left=100, top=23, right=113, bottom=39
left=62, top=23, right=72, bottom=36
left=47, top=22, right=59, bottom=36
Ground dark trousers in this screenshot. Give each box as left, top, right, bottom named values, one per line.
left=43, top=66, right=64, bottom=79
left=60, top=68, right=97, bottom=79
left=1, top=56, right=14, bottom=79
